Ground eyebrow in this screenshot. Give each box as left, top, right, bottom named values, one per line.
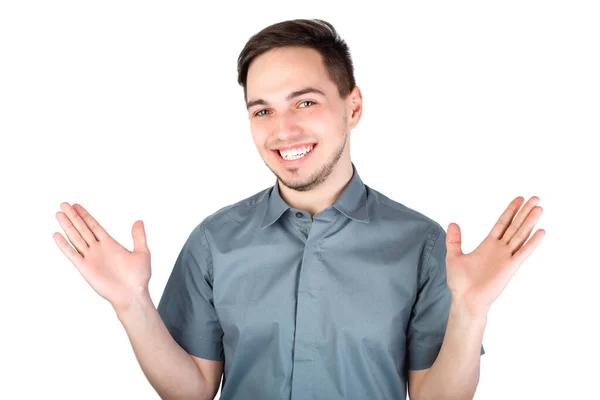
left=246, top=87, right=326, bottom=110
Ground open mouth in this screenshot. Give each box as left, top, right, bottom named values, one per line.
left=273, top=143, right=318, bottom=162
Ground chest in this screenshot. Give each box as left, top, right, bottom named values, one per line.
left=211, top=229, right=422, bottom=357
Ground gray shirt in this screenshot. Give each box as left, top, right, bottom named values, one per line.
left=157, top=162, right=485, bottom=400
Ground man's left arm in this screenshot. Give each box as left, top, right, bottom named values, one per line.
left=410, top=195, right=544, bottom=400
left=409, top=300, right=487, bottom=400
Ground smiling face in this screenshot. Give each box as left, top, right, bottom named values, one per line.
left=245, top=46, right=361, bottom=192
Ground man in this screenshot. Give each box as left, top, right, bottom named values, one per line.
left=53, top=19, right=545, bottom=400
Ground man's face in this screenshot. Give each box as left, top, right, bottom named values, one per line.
left=245, top=46, right=360, bottom=192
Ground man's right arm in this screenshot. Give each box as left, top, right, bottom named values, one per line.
left=115, top=288, right=223, bottom=400
left=52, top=204, right=223, bottom=398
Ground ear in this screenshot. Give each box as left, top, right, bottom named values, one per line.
left=347, top=86, right=363, bottom=130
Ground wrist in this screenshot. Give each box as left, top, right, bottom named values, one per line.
left=450, top=298, right=489, bottom=325
left=113, top=286, right=153, bottom=318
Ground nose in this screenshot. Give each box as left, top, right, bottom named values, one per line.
left=273, top=109, right=302, bottom=140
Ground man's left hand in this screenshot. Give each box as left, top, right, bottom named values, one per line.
left=444, top=196, right=545, bottom=317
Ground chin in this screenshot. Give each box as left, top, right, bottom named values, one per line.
left=280, top=164, right=332, bottom=192
left=263, top=161, right=313, bottom=191
left=280, top=176, right=320, bottom=192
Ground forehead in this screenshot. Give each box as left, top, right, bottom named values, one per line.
left=246, top=46, right=335, bottom=99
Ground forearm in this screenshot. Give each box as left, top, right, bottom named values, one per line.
left=115, top=288, right=210, bottom=400
left=415, top=300, right=487, bottom=400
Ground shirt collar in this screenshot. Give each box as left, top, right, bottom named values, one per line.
left=259, top=162, right=369, bottom=229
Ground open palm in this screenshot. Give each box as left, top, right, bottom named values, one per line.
left=445, top=196, right=545, bottom=316
left=53, top=202, right=152, bottom=310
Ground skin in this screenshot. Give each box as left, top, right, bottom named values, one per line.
left=446, top=195, right=546, bottom=317
left=53, top=44, right=545, bottom=400
left=245, top=46, right=363, bottom=216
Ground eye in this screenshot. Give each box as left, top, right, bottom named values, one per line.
left=254, top=109, right=270, bottom=117
left=299, top=100, right=315, bottom=108
left=253, top=101, right=315, bottom=117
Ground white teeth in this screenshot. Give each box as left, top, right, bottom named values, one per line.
left=279, top=145, right=313, bottom=160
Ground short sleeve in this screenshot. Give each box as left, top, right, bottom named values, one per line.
left=407, top=226, right=485, bottom=370
left=157, top=223, right=225, bottom=361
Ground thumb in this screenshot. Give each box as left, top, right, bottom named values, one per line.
left=132, top=220, right=149, bottom=253
left=446, top=222, right=463, bottom=257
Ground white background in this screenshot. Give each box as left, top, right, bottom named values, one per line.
left=1, top=1, right=598, bottom=399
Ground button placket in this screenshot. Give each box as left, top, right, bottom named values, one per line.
left=290, top=215, right=333, bottom=400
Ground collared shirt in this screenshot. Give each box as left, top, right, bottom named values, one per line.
left=157, top=162, right=485, bottom=400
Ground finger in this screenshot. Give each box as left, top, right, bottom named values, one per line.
left=72, top=203, right=111, bottom=241
left=488, top=196, right=524, bottom=240
left=132, top=220, right=149, bottom=253
left=53, top=231, right=84, bottom=268
left=60, top=202, right=98, bottom=246
left=55, top=210, right=89, bottom=255
left=446, top=222, right=463, bottom=258
left=512, top=229, right=545, bottom=266
left=501, top=196, right=540, bottom=244
left=508, top=206, right=543, bottom=254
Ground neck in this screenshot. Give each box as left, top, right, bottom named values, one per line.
left=278, top=160, right=354, bottom=217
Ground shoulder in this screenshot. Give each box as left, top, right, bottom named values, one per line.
left=188, top=186, right=271, bottom=241
left=366, top=185, right=444, bottom=236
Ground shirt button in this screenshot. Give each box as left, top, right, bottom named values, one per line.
left=295, top=212, right=303, bottom=218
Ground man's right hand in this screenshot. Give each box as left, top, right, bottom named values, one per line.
left=53, top=202, right=152, bottom=312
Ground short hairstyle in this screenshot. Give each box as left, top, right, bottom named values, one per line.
left=237, top=19, right=356, bottom=102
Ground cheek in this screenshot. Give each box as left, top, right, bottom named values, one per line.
left=305, top=109, right=340, bottom=133
left=250, top=125, right=268, bottom=147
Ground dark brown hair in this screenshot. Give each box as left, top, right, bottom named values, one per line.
left=237, top=19, right=356, bottom=102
